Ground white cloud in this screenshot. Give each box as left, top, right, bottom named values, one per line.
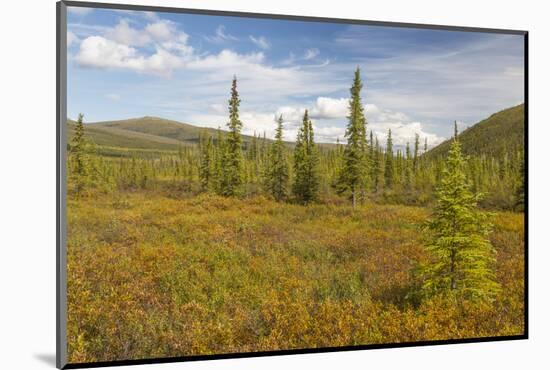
left=160, top=34, right=194, bottom=56
left=105, top=93, right=121, bottom=101
left=67, top=31, right=78, bottom=47
left=74, top=31, right=285, bottom=79
left=275, top=97, right=349, bottom=122
left=104, top=19, right=188, bottom=48
left=362, top=103, right=445, bottom=149
left=311, top=97, right=349, bottom=119
left=209, top=103, right=225, bottom=114
left=159, top=94, right=443, bottom=145
left=281, top=52, right=296, bottom=66
left=105, top=19, right=151, bottom=47
left=205, top=25, right=239, bottom=43
left=74, top=19, right=193, bottom=76
left=188, top=111, right=277, bottom=138
left=75, top=36, right=137, bottom=69
left=190, top=110, right=344, bottom=143
left=75, top=36, right=183, bottom=77
left=304, top=48, right=320, bottom=60
left=249, top=35, right=269, bottom=50
left=188, top=49, right=265, bottom=70
left=274, top=106, right=308, bottom=125
left=146, top=21, right=175, bottom=42
left=272, top=99, right=444, bottom=145
left=371, top=121, right=444, bottom=150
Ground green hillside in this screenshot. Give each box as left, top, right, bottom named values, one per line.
left=426, top=103, right=525, bottom=159
left=87, top=116, right=216, bottom=145
left=69, top=116, right=337, bottom=152
left=67, top=120, right=187, bottom=151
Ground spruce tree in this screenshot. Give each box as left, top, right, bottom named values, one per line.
left=293, top=110, right=319, bottom=203
left=306, top=113, right=320, bottom=202
left=265, top=115, right=289, bottom=201
left=199, top=134, right=213, bottom=191
left=372, top=136, right=382, bottom=192
left=337, top=67, right=368, bottom=207
left=384, top=129, right=394, bottom=189
left=220, top=76, right=244, bottom=196
left=213, top=127, right=226, bottom=195
left=369, top=130, right=375, bottom=168
left=69, top=113, right=89, bottom=194
left=248, top=132, right=258, bottom=161
left=405, top=141, right=412, bottom=190
left=395, top=149, right=403, bottom=185
left=419, top=137, right=500, bottom=302
left=413, top=133, right=420, bottom=173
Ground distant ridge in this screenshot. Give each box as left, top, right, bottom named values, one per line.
left=67, top=116, right=261, bottom=150
left=426, top=103, right=525, bottom=159
left=68, top=116, right=336, bottom=151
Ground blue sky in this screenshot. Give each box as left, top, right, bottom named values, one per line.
left=66, top=6, right=524, bottom=147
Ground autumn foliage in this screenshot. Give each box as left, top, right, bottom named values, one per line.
left=67, top=191, right=524, bottom=363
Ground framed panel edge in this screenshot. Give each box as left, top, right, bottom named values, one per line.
left=57, top=1, right=68, bottom=368
left=57, top=1, right=529, bottom=368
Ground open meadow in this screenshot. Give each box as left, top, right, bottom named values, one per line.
left=67, top=190, right=524, bottom=363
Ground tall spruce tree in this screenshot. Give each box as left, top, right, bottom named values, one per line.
left=265, top=115, right=289, bottom=201
left=369, top=130, right=375, bottom=167
left=337, top=67, right=368, bottom=207
left=306, top=115, right=320, bottom=201
left=405, top=141, right=412, bottom=190
left=413, top=133, right=420, bottom=173
left=384, top=129, right=394, bottom=189
left=220, top=76, right=244, bottom=196
left=419, top=137, right=500, bottom=301
left=293, top=110, right=319, bottom=203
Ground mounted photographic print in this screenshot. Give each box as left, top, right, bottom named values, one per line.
left=56, top=1, right=528, bottom=368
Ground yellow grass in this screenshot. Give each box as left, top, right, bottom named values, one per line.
left=67, top=191, right=524, bottom=363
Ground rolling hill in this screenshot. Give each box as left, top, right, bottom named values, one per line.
left=67, top=119, right=188, bottom=151
left=69, top=116, right=336, bottom=152
left=87, top=116, right=218, bottom=146
left=426, top=103, right=525, bottom=159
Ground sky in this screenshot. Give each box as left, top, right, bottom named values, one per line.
left=66, top=6, right=525, bottom=148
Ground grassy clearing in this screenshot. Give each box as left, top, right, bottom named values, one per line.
left=67, top=191, right=524, bottom=363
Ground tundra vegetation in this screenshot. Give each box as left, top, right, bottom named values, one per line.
left=66, top=69, right=525, bottom=363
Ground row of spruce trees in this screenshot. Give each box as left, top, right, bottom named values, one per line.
left=197, top=76, right=322, bottom=204
left=195, top=69, right=522, bottom=212
left=68, top=67, right=523, bottom=212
